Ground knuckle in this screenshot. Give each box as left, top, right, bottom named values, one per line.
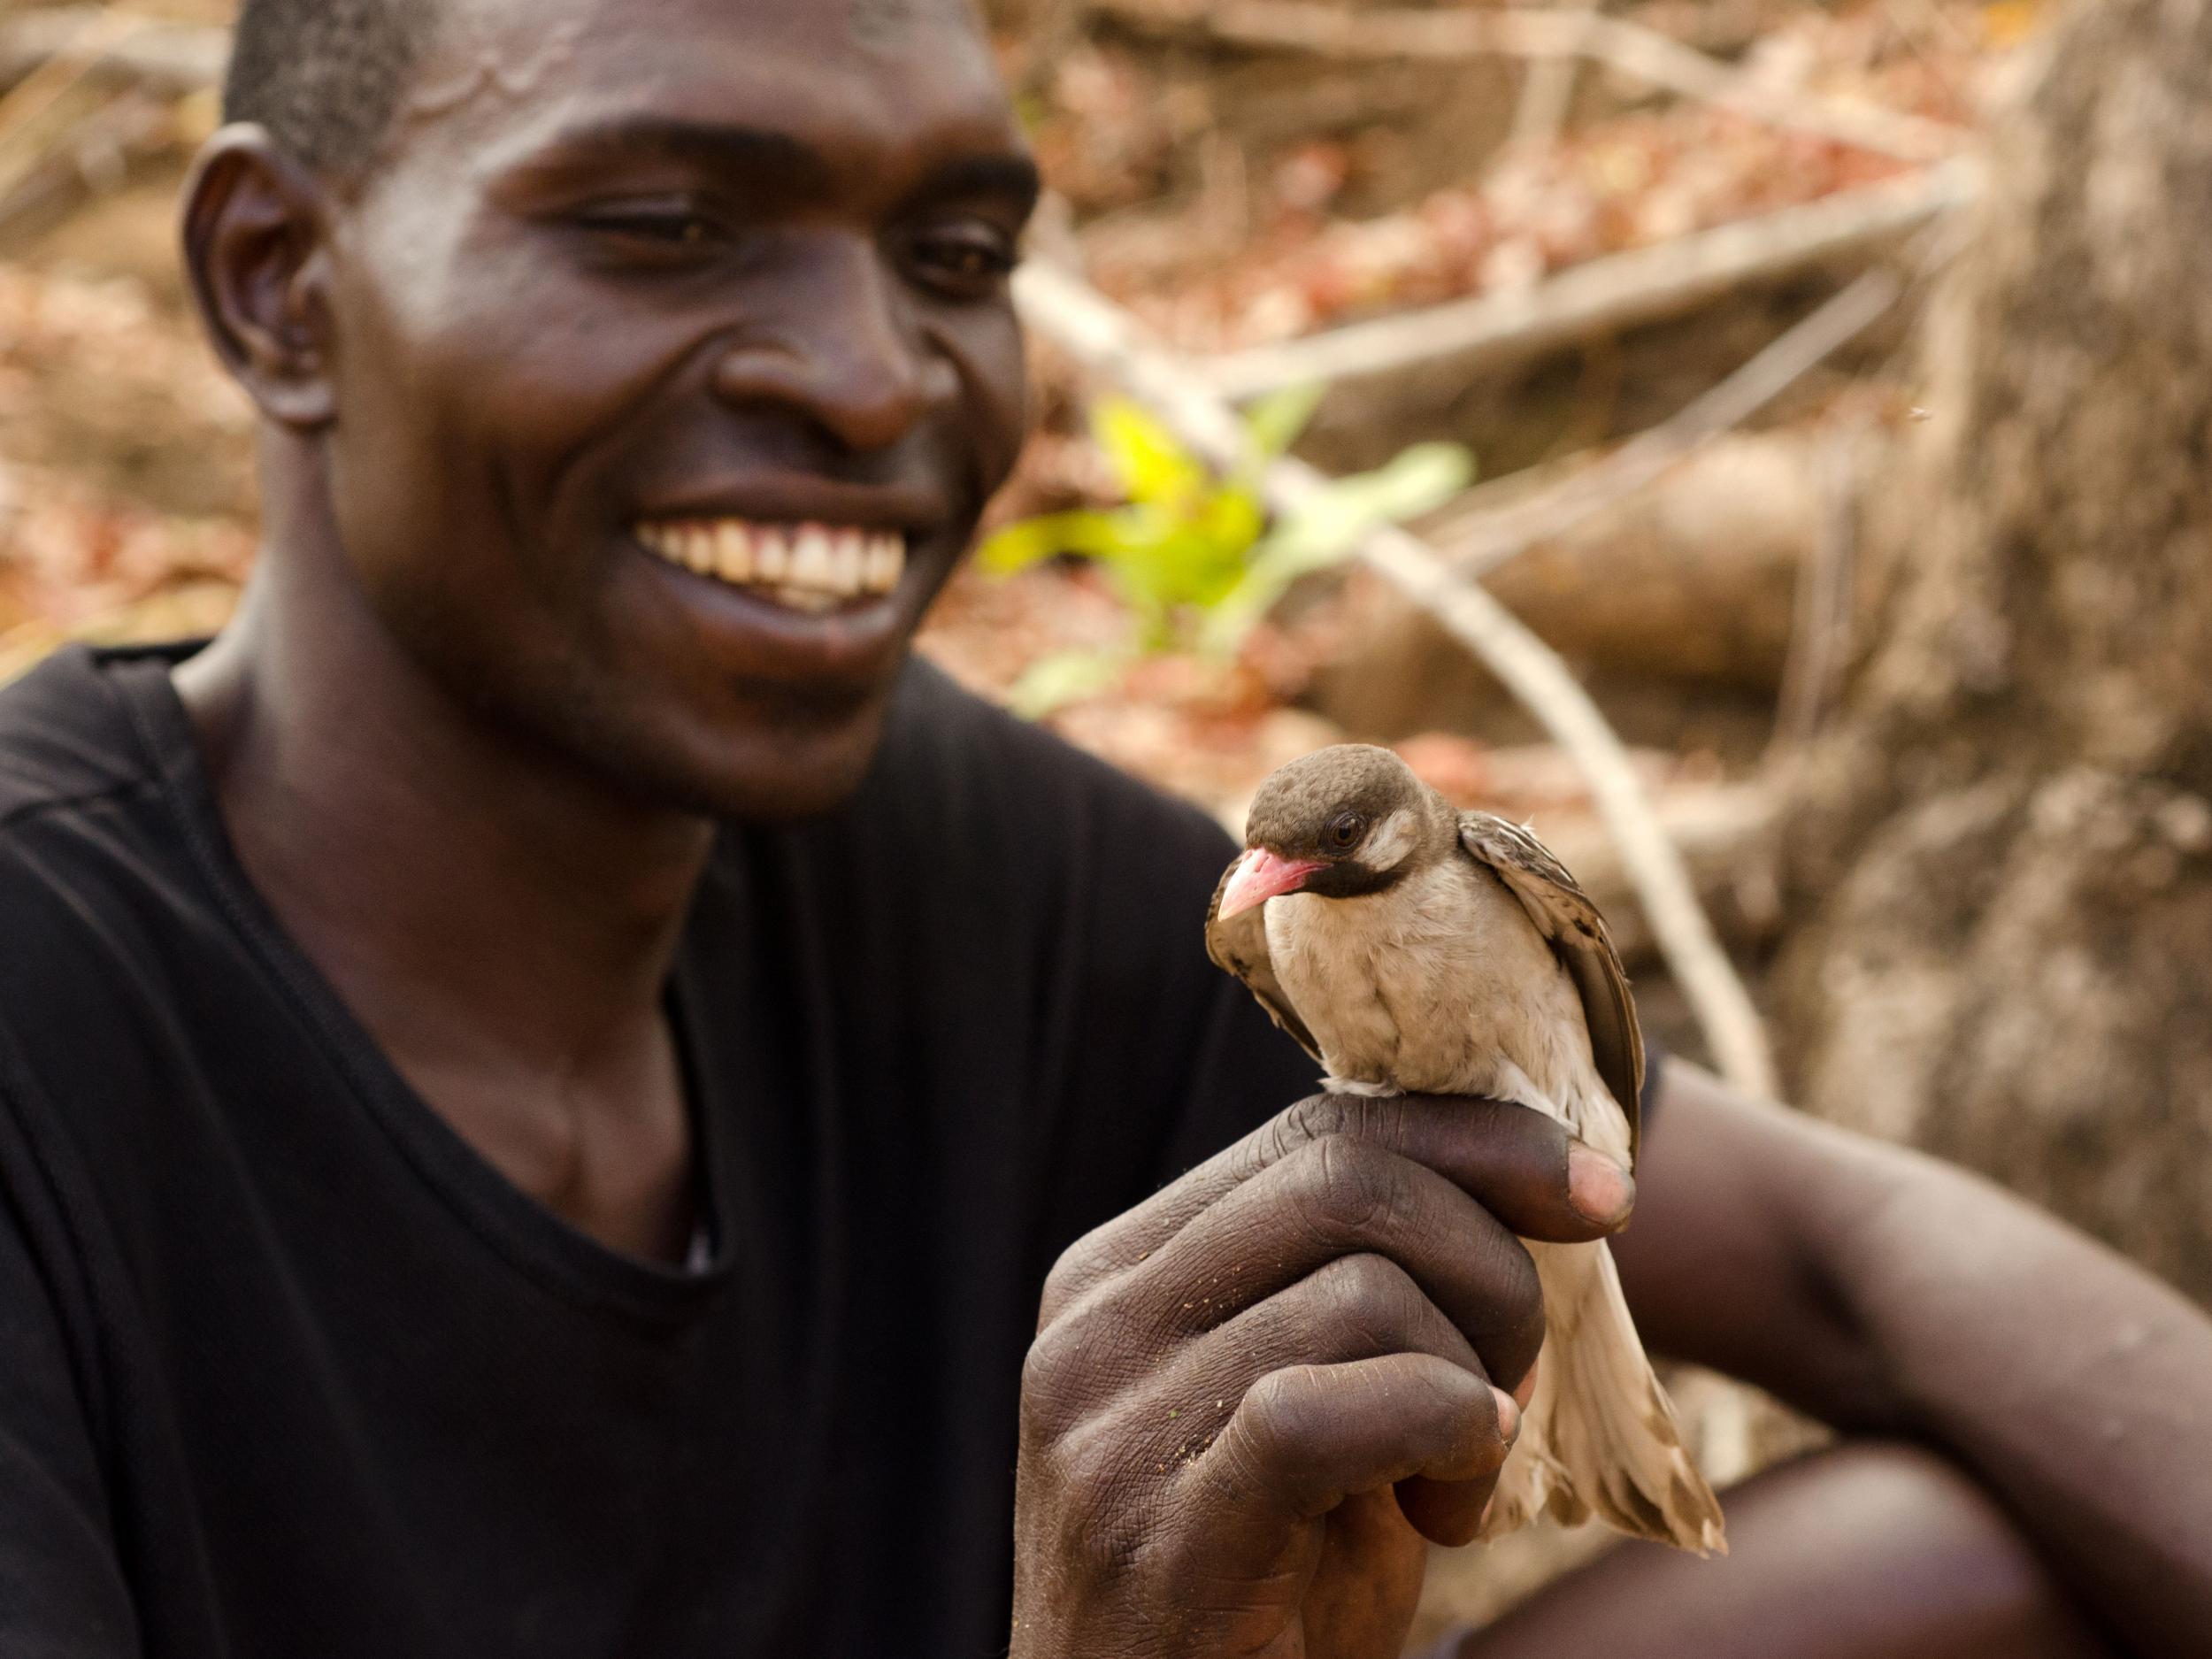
left=1239, top=1364, right=1317, bottom=1453
left=1019, top=1322, right=1095, bottom=1433
left=1271, top=1094, right=1348, bottom=1159
left=1039, top=1232, right=1110, bottom=1318
left=1295, top=1134, right=1408, bottom=1236
left=1312, top=1252, right=1424, bottom=1348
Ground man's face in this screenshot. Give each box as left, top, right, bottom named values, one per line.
left=316, top=0, right=1035, bottom=819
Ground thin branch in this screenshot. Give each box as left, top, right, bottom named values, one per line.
left=1198, top=160, right=1980, bottom=400
left=0, top=11, right=141, bottom=158
left=1015, top=259, right=1780, bottom=1096
left=1094, top=0, right=1969, bottom=164
left=1508, top=0, right=1601, bottom=151
left=1770, top=418, right=1870, bottom=757
left=0, top=91, right=172, bottom=244
left=0, top=10, right=229, bottom=95
left=1431, top=268, right=1902, bottom=581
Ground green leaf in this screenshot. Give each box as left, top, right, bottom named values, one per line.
left=976, top=510, right=1133, bottom=574
left=1240, top=382, right=1327, bottom=465
left=1006, top=648, right=1127, bottom=719
left=1262, top=442, right=1474, bottom=578
left=1091, top=397, right=1205, bottom=507
left=1195, top=442, right=1475, bottom=658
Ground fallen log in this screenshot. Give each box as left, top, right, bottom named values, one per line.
left=1313, top=432, right=1835, bottom=746
left=1539, top=781, right=1782, bottom=967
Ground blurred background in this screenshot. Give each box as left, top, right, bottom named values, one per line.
left=3, top=0, right=2207, bottom=1644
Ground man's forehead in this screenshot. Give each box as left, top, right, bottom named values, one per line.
left=404, top=0, right=1001, bottom=140
left=848, top=0, right=927, bottom=52
left=422, top=0, right=986, bottom=62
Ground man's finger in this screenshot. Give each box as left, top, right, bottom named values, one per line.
left=1041, top=1093, right=1620, bottom=1325
left=1193, top=1355, right=1514, bottom=1526
left=1074, top=1135, right=1547, bottom=1394
left=1394, top=1473, right=1493, bottom=1548
left=1137, top=1251, right=1501, bottom=1421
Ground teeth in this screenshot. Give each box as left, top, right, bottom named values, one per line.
left=634, top=518, right=908, bottom=610
left=714, top=522, right=752, bottom=583
left=865, top=533, right=902, bottom=594
left=791, top=526, right=832, bottom=592
left=757, top=526, right=790, bottom=584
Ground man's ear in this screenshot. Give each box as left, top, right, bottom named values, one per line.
left=181, top=126, right=340, bottom=431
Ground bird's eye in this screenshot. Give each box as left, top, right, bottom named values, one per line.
left=1328, top=812, right=1368, bottom=850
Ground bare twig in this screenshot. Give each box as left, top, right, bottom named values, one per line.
left=1015, top=259, right=1780, bottom=1096
left=0, top=10, right=229, bottom=95
left=1432, top=268, right=1901, bottom=581
left=1540, top=783, right=1783, bottom=967
left=1770, top=419, right=1870, bottom=757
left=1094, top=0, right=1969, bottom=163
left=0, top=91, right=173, bottom=244
left=1508, top=0, right=1600, bottom=151
left=0, top=11, right=140, bottom=157
left=1198, top=160, right=1980, bottom=400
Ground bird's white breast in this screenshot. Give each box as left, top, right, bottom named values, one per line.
left=1264, top=860, right=1626, bottom=1151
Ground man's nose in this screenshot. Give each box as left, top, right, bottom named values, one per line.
left=708, top=242, right=948, bottom=453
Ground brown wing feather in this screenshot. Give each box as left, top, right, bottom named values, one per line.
left=1205, top=857, right=1325, bottom=1068
left=1457, top=812, right=1646, bottom=1163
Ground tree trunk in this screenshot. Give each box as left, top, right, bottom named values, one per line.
left=1778, top=0, right=2212, bottom=1301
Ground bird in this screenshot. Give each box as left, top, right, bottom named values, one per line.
left=1205, top=742, right=1725, bottom=1555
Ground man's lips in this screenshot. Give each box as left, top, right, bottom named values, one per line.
left=1217, top=848, right=1327, bottom=919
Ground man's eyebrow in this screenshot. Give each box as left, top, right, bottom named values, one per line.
left=520, top=118, right=1040, bottom=215
left=905, top=153, right=1043, bottom=215
left=526, top=118, right=835, bottom=191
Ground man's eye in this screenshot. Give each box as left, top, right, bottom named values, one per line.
left=909, top=228, right=1019, bottom=295
left=576, top=209, right=723, bottom=254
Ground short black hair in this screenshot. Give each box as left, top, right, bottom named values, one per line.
left=222, top=0, right=435, bottom=177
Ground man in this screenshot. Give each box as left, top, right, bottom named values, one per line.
left=0, top=0, right=2205, bottom=1654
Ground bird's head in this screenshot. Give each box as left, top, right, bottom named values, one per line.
left=1217, top=744, right=1449, bottom=919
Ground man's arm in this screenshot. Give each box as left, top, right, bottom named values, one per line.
left=1612, top=1061, right=2212, bottom=1654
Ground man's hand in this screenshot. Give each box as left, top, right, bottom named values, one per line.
left=1010, top=1093, right=1635, bottom=1659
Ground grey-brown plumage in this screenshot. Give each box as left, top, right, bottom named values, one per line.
left=1206, top=744, right=1725, bottom=1555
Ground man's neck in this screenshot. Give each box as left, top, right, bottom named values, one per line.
left=173, top=465, right=716, bottom=1261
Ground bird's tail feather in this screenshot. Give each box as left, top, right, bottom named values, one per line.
left=1483, top=1239, right=1727, bottom=1555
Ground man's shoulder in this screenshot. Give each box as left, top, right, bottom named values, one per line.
left=0, top=647, right=203, bottom=1071
left=0, top=645, right=156, bottom=829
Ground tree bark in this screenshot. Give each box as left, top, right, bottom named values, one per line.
left=1778, top=0, right=2212, bottom=1300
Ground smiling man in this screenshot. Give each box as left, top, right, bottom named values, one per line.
left=0, top=0, right=2209, bottom=1656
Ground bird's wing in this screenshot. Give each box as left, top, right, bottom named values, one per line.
left=1205, top=856, right=1326, bottom=1069
left=1457, top=812, right=1646, bottom=1162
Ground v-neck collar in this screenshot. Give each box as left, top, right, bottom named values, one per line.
left=103, top=642, right=747, bottom=1325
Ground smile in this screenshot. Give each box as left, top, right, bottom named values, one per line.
left=634, top=518, right=908, bottom=614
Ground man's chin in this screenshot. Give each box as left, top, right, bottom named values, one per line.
left=617, top=695, right=901, bottom=826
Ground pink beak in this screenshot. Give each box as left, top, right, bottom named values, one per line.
left=1217, top=849, right=1326, bottom=920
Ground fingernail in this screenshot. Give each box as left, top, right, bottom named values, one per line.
left=1511, top=1356, right=1540, bottom=1412
left=1492, top=1386, right=1520, bottom=1443
left=1568, top=1143, right=1635, bottom=1225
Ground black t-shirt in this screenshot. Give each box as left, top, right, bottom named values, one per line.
left=0, top=643, right=1318, bottom=1658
